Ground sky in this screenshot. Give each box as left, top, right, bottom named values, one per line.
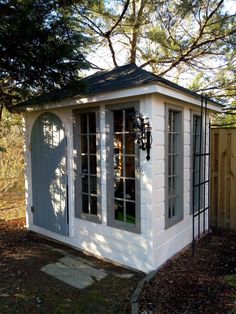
left=85, top=0, right=236, bottom=88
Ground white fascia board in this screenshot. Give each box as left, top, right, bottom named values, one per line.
left=22, top=84, right=158, bottom=112
left=22, top=82, right=222, bottom=113
left=155, top=83, right=222, bottom=113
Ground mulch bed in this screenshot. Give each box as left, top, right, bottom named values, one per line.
left=139, top=229, right=236, bottom=314
left=0, top=218, right=144, bottom=313
left=0, top=216, right=236, bottom=314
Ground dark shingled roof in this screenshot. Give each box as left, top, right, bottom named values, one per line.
left=10, top=63, right=222, bottom=112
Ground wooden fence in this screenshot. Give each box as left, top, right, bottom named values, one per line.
left=211, top=128, right=236, bottom=230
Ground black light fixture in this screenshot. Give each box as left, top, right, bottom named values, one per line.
left=132, top=112, right=152, bottom=161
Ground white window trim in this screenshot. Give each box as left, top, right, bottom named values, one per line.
left=165, top=104, right=184, bottom=229
left=73, top=107, right=102, bottom=223
left=106, top=102, right=141, bottom=234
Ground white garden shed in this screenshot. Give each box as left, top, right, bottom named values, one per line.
left=11, top=64, right=222, bottom=273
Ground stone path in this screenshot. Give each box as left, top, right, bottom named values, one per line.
left=40, top=245, right=133, bottom=289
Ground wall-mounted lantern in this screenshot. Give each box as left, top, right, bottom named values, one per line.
left=132, top=112, right=152, bottom=161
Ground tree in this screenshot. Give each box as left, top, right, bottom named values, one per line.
left=75, top=0, right=236, bottom=104
left=0, top=0, right=90, bottom=119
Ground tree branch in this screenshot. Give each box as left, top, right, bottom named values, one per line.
left=105, top=0, right=130, bottom=37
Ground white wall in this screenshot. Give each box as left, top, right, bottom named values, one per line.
left=24, top=97, right=154, bottom=273
left=150, top=95, right=210, bottom=269
left=23, top=93, right=209, bottom=273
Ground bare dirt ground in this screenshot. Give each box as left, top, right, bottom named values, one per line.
left=0, top=202, right=235, bottom=314
left=0, top=206, right=143, bottom=314
left=139, top=229, right=236, bottom=314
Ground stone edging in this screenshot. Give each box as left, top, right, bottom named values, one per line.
left=130, top=270, right=157, bottom=314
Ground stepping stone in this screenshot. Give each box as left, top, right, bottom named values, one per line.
left=41, top=262, right=95, bottom=289
left=59, top=256, right=107, bottom=281
left=114, top=273, right=134, bottom=279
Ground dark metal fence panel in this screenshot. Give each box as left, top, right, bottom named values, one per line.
left=192, top=96, right=210, bottom=252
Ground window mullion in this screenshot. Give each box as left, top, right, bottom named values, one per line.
left=87, top=114, right=91, bottom=215
left=122, top=110, right=126, bottom=223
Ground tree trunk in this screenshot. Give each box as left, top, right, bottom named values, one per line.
left=130, top=0, right=137, bottom=64
left=129, top=0, right=145, bottom=64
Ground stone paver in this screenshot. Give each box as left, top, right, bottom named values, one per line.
left=40, top=245, right=134, bottom=289
left=59, top=256, right=107, bottom=281
left=41, top=262, right=95, bottom=289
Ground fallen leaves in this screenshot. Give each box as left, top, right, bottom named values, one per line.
left=139, top=229, right=236, bottom=313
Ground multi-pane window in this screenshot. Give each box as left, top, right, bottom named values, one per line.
left=107, top=105, right=140, bottom=233
left=74, top=110, right=101, bottom=222
left=166, top=108, right=183, bottom=227
left=192, top=114, right=204, bottom=212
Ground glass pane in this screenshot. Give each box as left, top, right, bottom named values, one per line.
left=173, top=134, right=179, bottom=153
left=125, top=134, right=134, bottom=154
left=114, top=178, right=123, bottom=198
left=125, top=179, right=135, bottom=200
left=90, top=176, right=97, bottom=194
left=80, top=114, right=87, bottom=134
left=168, top=111, right=172, bottom=132
left=168, top=133, right=172, bottom=153
left=125, top=108, right=135, bottom=132
left=194, top=187, right=199, bottom=211
left=115, top=200, right=124, bottom=221
left=82, top=176, right=88, bottom=193
left=125, top=156, right=135, bottom=178
left=173, top=111, right=179, bottom=132
left=168, top=198, right=172, bottom=218
left=173, top=155, right=178, bottom=175
left=82, top=194, right=89, bottom=213
left=172, top=176, right=176, bottom=195
left=114, top=136, right=123, bottom=177
left=168, top=155, right=172, bottom=175
left=114, top=110, right=123, bottom=132
left=81, top=156, right=88, bottom=174
left=89, top=112, right=96, bottom=133
left=195, top=135, right=200, bottom=154
left=172, top=196, right=178, bottom=217
left=168, top=177, right=171, bottom=194
left=194, top=169, right=200, bottom=185
left=89, top=135, right=96, bottom=154
left=90, top=196, right=97, bottom=215
left=126, top=202, right=135, bottom=224
left=90, top=155, right=97, bottom=174
left=81, top=135, right=87, bottom=153
left=114, top=134, right=123, bottom=151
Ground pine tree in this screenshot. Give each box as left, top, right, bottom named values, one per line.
left=0, top=0, right=90, bottom=118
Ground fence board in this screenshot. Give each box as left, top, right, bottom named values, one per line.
left=211, top=128, right=236, bottom=230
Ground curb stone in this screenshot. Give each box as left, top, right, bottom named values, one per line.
left=130, top=270, right=157, bottom=314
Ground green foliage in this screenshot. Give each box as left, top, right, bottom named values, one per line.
left=0, top=0, right=90, bottom=109
left=211, top=110, right=236, bottom=127
left=76, top=0, right=236, bottom=105
left=0, top=108, right=24, bottom=192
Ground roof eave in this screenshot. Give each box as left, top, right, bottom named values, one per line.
left=9, top=80, right=222, bottom=113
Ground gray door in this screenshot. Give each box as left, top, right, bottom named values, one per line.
left=31, top=112, right=68, bottom=236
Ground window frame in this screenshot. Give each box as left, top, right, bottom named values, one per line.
left=106, top=102, right=141, bottom=234
left=165, top=104, right=184, bottom=229
left=190, top=110, right=204, bottom=214
left=73, top=107, right=102, bottom=223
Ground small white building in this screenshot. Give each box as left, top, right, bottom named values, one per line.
left=11, top=64, right=221, bottom=273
